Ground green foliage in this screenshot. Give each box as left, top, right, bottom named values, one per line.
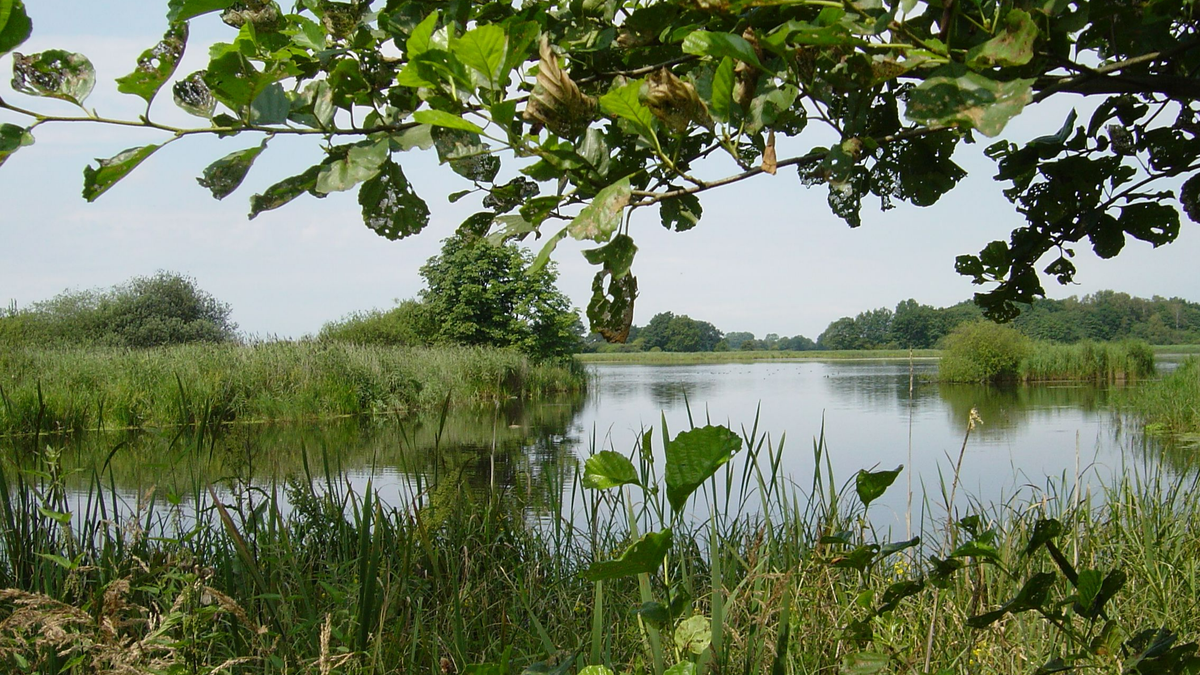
left=938, top=320, right=1032, bottom=383
left=638, top=312, right=723, bottom=353
left=4, top=1, right=1197, bottom=335
left=420, top=234, right=583, bottom=359
left=1019, top=339, right=1156, bottom=383
left=0, top=272, right=236, bottom=349
left=319, top=300, right=433, bottom=347
left=1126, top=357, right=1200, bottom=436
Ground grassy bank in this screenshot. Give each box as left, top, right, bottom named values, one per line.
left=0, top=343, right=586, bottom=436
left=0, top=421, right=1196, bottom=674
left=1018, top=339, right=1156, bottom=383
left=1126, top=357, right=1200, bottom=437
left=578, top=349, right=941, bottom=364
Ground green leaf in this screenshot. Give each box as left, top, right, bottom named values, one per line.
left=167, top=0, right=233, bottom=22
left=855, top=466, right=901, bottom=508
left=530, top=227, right=569, bottom=274
left=484, top=215, right=535, bottom=245
left=582, top=529, right=672, bottom=581
left=83, top=145, right=161, bottom=202
left=520, top=195, right=562, bottom=228
left=582, top=234, right=637, bottom=278
left=949, top=540, right=1002, bottom=562
left=660, top=192, right=702, bottom=232
left=906, top=64, right=1034, bottom=137
left=407, top=10, right=439, bottom=57
left=664, top=664, right=696, bottom=675
left=250, top=82, right=290, bottom=124
left=12, top=50, right=96, bottom=105
left=0, top=123, right=34, bottom=168
left=674, top=615, right=711, bottom=655
left=413, top=109, right=485, bottom=135
left=599, top=80, right=657, bottom=142
left=709, top=57, right=734, bottom=123
left=432, top=127, right=500, bottom=182
left=197, top=142, right=265, bottom=199
left=578, top=667, right=616, bottom=675
left=664, top=425, right=742, bottom=513
left=1119, top=203, right=1179, bottom=246
left=453, top=24, right=507, bottom=86
left=204, top=49, right=264, bottom=111
left=569, top=177, right=631, bottom=242
left=966, top=572, right=1057, bottom=628
left=682, top=30, right=762, bottom=69
left=317, top=140, right=389, bottom=194
left=966, top=9, right=1039, bottom=69
left=582, top=450, right=640, bottom=490
left=249, top=165, right=322, bottom=218
left=0, top=1, right=32, bottom=57
left=116, top=22, right=188, bottom=104
left=358, top=160, right=430, bottom=240
left=1024, top=518, right=1062, bottom=556
left=36, top=553, right=77, bottom=570
left=1075, top=569, right=1125, bottom=619
left=840, top=652, right=890, bottom=674
left=37, top=506, right=72, bottom=525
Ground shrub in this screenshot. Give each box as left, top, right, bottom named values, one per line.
left=938, top=320, right=1032, bottom=383
left=319, top=300, right=433, bottom=347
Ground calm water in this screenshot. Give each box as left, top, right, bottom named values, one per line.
left=29, top=358, right=1188, bottom=528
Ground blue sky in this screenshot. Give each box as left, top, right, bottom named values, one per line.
left=3, top=2, right=1198, bottom=340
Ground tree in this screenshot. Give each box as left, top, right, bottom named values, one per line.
left=639, top=312, right=723, bottom=352
left=0, top=271, right=236, bottom=348
left=889, top=299, right=945, bottom=349
left=419, top=233, right=581, bottom=358
left=2, top=1, right=1198, bottom=338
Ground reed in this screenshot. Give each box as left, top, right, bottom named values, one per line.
left=0, top=414, right=1195, bottom=674
left=0, top=342, right=587, bottom=436
left=1125, top=357, right=1200, bottom=436
left=1018, top=339, right=1157, bottom=383
left=578, top=349, right=940, bottom=364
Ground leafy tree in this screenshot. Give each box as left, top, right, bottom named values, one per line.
left=778, top=335, right=817, bottom=351
left=889, top=299, right=945, bottom=348
left=419, top=234, right=581, bottom=358
left=817, top=317, right=862, bottom=350
left=319, top=300, right=433, bottom=346
left=0, top=272, right=236, bottom=348
left=639, top=312, right=723, bottom=352
left=722, top=331, right=755, bottom=350
left=2, top=1, right=1199, bottom=337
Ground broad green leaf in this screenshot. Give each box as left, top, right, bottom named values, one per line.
left=876, top=579, right=924, bottom=613
left=1024, top=518, right=1062, bottom=555
left=634, top=602, right=671, bottom=628
left=682, top=30, right=763, bottom=69
left=358, top=160, right=430, bottom=240
left=0, top=0, right=13, bottom=35
left=949, top=540, right=1001, bottom=562
left=36, top=553, right=77, bottom=570
left=37, top=506, right=71, bottom=525
left=1120, top=203, right=1179, bottom=246
left=0, top=123, right=33, bottom=168
left=578, top=667, right=615, bottom=675
left=966, top=9, right=1039, bottom=69
left=453, top=24, right=507, bottom=86
left=250, top=82, right=289, bottom=125
left=569, top=177, right=631, bottom=242
left=317, top=139, right=390, bottom=194
left=249, top=165, right=322, bottom=218
left=674, top=615, right=711, bottom=655
left=167, top=0, right=233, bottom=22
left=709, top=57, right=734, bottom=123
left=581, top=450, right=640, bottom=490
left=204, top=50, right=264, bottom=111
left=660, top=192, right=702, bottom=232
left=173, top=70, right=216, bottom=118
left=407, top=10, right=439, bottom=57
left=464, top=664, right=507, bottom=675
left=966, top=572, right=1057, bottom=628
left=840, top=652, right=890, bottom=674
left=196, top=141, right=266, bottom=199
left=83, top=145, right=160, bottom=202
left=582, top=233, right=637, bottom=278
left=581, top=529, right=672, bottom=581
left=664, top=425, right=742, bottom=513
left=878, top=536, right=920, bottom=557
left=530, top=227, right=569, bottom=274
left=855, top=466, right=901, bottom=508
left=12, top=50, right=96, bottom=105
left=664, top=664, right=696, bottom=675
left=393, top=124, right=434, bottom=151
left=413, top=109, right=485, bottom=134
left=1075, top=569, right=1125, bottom=619
left=599, top=80, right=656, bottom=141
left=906, top=65, right=1034, bottom=137
left=116, top=22, right=188, bottom=104
left=520, top=195, right=562, bottom=229
left=0, top=0, right=32, bottom=57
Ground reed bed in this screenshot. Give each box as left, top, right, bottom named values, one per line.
left=0, top=417, right=1195, bottom=675
left=578, top=349, right=941, bottom=364
left=1018, top=339, right=1157, bottom=383
left=0, top=343, right=587, bottom=436
left=1126, top=357, right=1200, bottom=436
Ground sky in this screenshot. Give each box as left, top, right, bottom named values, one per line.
left=2, top=2, right=1198, bottom=341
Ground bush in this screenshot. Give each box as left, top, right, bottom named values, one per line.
left=319, top=300, right=433, bottom=347
left=938, top=320, right=1032, bottom=383
left=0, top=272, right=235, bottom=348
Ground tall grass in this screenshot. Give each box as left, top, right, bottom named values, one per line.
left=1018, top=339, right=1156, bottom=383
left=0, top=416, right=1196, bottom=674
left=1126, top=357, right=1200, bottom=436
left=578, top=349, right=941, bottom=364
left=0, top=342, right=586, bottom=436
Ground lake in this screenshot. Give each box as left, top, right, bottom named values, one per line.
left=29, top=357, right=1186, bottom=533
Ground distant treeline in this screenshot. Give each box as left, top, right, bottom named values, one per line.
left=586, top=291, right=1200, bottom=353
